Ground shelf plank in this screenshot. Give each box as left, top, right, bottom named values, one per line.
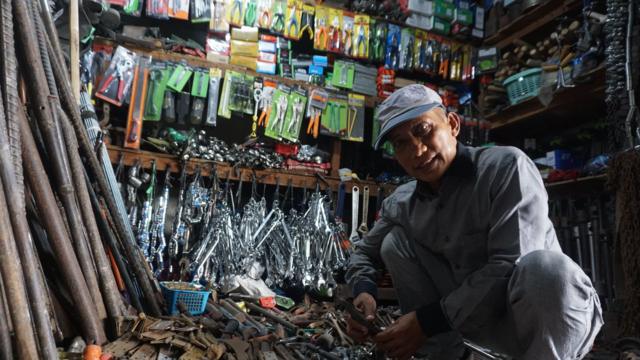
left=107, top=145, right=398, bottom=196
left=485, top=0, right=580, bottom=48
left=544, top=174, right=607, bottom=195
left=487, top=66, right=605, bottom=134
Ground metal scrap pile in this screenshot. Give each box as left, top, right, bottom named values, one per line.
left=98, top=297, right=397, bottom=360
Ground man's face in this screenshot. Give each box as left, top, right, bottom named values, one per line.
left=388, top=108, right=460, bottom=187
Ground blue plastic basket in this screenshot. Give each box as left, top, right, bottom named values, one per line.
left=503, top=68, right=542, bottom=105
left=160, top=282, right=210, bottom=315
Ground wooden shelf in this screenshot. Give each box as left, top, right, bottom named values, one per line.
left=544, top=174, right=607, bottom=195
left=95, top=37, right=380, bottom=108
left=107, top=145, right=397, bottom=196
left=487, top=66, right=605, bottom=136
left=484, top=0, right=581, bottom=48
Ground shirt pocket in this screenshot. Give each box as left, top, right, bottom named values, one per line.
left=456, top=231, right=487, bottom=270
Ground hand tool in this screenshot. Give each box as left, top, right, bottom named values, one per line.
left=251, top=88, right=263, bottom=138
left=343, top=22, right=353, bottom=55
left=244, top=0, right=257, bottom=25
left=286, top=97, right=305, bottom=135
left=98, top=59, right=133, bottom=105
left=286, top=2, right=299, bottom=38
left=230, top=0, right=243, bottom=24
left=347, top=105, right=358, bottom=138
left=314, top=17, right=328, bottom=49
left=358, top=186, right=369, bottom=235
left=337, top=299, right=382, bottom=335
left=356, top=25, right=367, bottom=57
left=300, top=8, right=314, bottom=40
left=328, top=17, right=341, bottom=51
left=271, top=94, right=288, bottom=135
left=306, top=89, right=329, bottom=138
left=271, top=1, right=285, bottom=33
left=206, top=73, right=221, bottom=126
left=125, top=59, right=151, bottom=149
left=349, top=186, right=360, bottom=243
left=258, top=90, right=273, bottom=127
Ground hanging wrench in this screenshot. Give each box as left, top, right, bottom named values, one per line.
left=358, top=186, right=369, bottom=235
left=349, top=186, right=360, bottom=244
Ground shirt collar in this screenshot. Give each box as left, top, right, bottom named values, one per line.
left=414, top=142, right=475, bottom=198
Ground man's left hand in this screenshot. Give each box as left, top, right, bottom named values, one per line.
left=374, top=311, right=427, bottom=360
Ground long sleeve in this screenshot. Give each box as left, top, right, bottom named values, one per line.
left=441, top=154, right=559, bottom=333
left=346, top=198, right=397, bottom=299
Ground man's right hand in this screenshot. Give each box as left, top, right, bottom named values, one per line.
left=346, top=292, right=377, bottom=343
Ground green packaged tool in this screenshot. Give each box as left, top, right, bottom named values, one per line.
left=265, top=85, right=291, bottom=140
left=206, top=68, right=223, bottom=126
left=144, top=63, right=171, bottom=121
left=281, top=87, right=307, bottom=142
left=228, top=73, right=255, bottom=114
left=331, top=61, right=355, bottom=89
left=321, top=92, right=348, bottom=137
left=190, top=70, right=210, bottom=125
left=343, top=93, right=365, bottom=142
left=167, top=64, right=193, bottom=92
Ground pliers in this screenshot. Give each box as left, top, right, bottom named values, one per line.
left=271, top=2, right=285, bottom=33
left=258, top=7, right=271, bottom=28
left=244, top=0, right=257, bottom=26
left=343, top=23, right=353, bottom=55
left=356, top=25, right=367, bottom=57
left=271, top=95, right=288, bottom=134
left=314, top=18, right=328, bottom=49
left=328, top=17, right=341, bottom=51
left=230, top=0, right=243, bottom=24
left=286, top=3, right=299, bottom=38
left=307, top=107, right=321, bottom=138
left=287, top=97, right=305, bottom=134
left=300, top=9, right=314, bottom=40
left=99, top=59, right=132, bottom=103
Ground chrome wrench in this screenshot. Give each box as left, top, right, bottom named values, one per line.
left=349, top=186, right=360, bottom=243
left=358, top=186, right=369, bottom=235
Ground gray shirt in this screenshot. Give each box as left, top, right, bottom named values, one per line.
left=346, top=143, right=561, bottom=332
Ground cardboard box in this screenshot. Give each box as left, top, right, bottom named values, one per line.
left=407, top=0, right=434, bottom=16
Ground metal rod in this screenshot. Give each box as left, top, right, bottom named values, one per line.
left=0, top=276, right=14, bottom=360
left=20, top=105, right=106, bottom=344
left=245, top=301, right=299, bottom=332
left=69, top=0, right=79, bottom=101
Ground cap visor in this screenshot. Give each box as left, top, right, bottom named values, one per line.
left=373, top=103, right=442, bottom=150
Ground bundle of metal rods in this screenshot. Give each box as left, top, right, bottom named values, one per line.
left=0, top=1, right=166, bottom=358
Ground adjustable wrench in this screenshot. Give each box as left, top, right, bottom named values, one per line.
left=349, top=186, right=360, bottom=243
left=358, top=186, right=369, bottom=235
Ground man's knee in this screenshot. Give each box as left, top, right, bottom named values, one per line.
left=511, top=250, right=594, bottom=311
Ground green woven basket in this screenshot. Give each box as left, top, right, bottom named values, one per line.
left=503, top=68, right=542, bottom=105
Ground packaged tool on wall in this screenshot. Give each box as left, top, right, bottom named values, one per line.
left=163, top=90, right=177, bottom=123
left=399, top=27, right=415, bottom=70
left=255, top=80, right=276, bottom=130
left=327, top=8, right=342, bottom=53
left=190, top=69, right=210, bottom=125
left=228, top=72, right=255, bottom=115
left=206, top=68, right=223, bottom=126
left=124, top=56, right=152, bottom=149
left=176, top=91, right=191, bottom=124
left=206, top=34, right=230, bottom=63
left=342, top=12, right=354, bottom=57
left=270, top=0, right=286, bottom=34
left=210, top=0, right=230, bottom=32
left=438, top=39, right=451, bottom=79
left=227, top=0, right=244, bottom=26
left=300, top=4, right=314, bottom=40
left=146, top=0, right=169, bottom=19
left=353, top=14, right=369, bottom=59
left=123, top=0, right=144, bottom=16
left=278, top=38, right=293, bottom=78
left=191, top=0, right=212, bottom=23
left=306, top=88, right=328, bottom=138
left=265, top=85, right=291, bottom=140
left=144, top=62, right=171, bottom=121
left=370, top=20, right=386, bottom=62
left=449, top=42, right=463, bottom=81
left=414, top=29, right=428, bottom=72
left=257, top=0, right=273, bottom=29
left=461, top=45, right=475, bottom=81
left=314, top=6, right=329, bottom=51
left=218, top=70, right=235, bottom=119
left=332, top=60, right=355, bottom=89
left=281, top=87, right=307, bottom=142
left=169, top=0, right=190, bottom=20
left=344, top=93, right=365, bottom=142
left=285, top=0, right=301, bottom=40
left=321, top=92, right=348, bottom=137
left=244, top=0, right=258, bottom=26
left=385, top=24, right=401, bottom=70
left=96, top=46, right=137, bottom=107
left=166, top=64, right=194, bottom=92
